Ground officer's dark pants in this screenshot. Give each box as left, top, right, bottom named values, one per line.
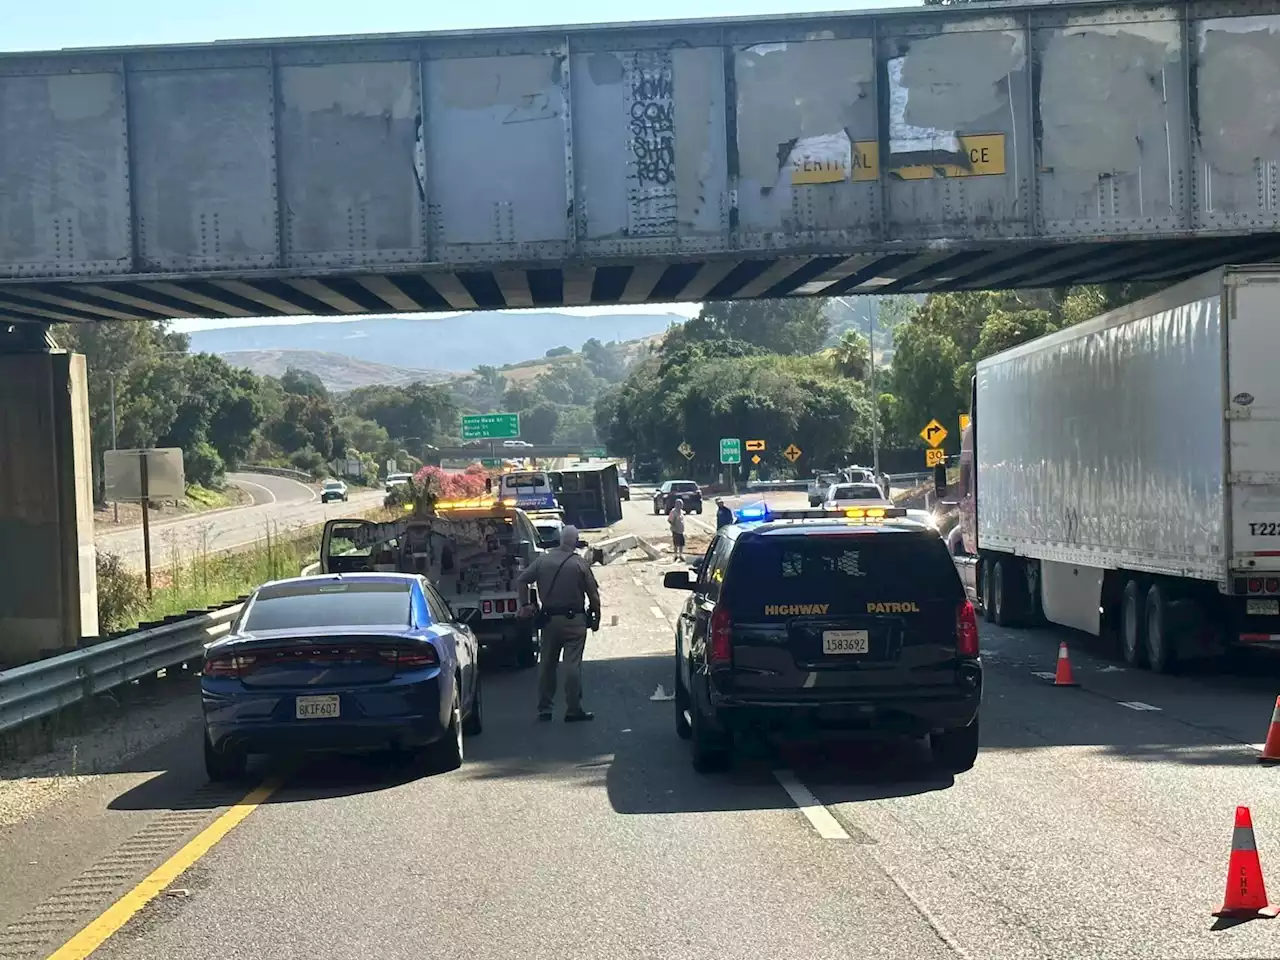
left=537, top=614, right=588, bottom=714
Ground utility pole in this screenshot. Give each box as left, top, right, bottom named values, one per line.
left=109, top=372, right=118, bottom=523
left=835, top=296, right=880, bottom=476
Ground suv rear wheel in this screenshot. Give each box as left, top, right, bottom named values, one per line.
left=931, top=717, right=980, bottom=773
left=674, top=664, right=692, bottom=741
left=689, top=686, right=731, bottom=773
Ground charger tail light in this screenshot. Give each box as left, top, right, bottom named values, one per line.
left=956, top=601, right=980, bottom=658
left=709, top=607, right=733, bottom=664
left=377, top=646, right=439, bottom=672
left=202, top=654, right=256, bottom=678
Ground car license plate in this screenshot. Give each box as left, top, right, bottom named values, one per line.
left=822, top=630, right=869, bottom=655
left=1248, top=599, right=1280, bottom=616
left=296, top=694, right=340, bottom=719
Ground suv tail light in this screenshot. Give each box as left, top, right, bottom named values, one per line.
left=956, top=601, right=979, bottom=657
left=709, top=607, right=732, bottom=664
left=203, top=654, right=256, bottom=678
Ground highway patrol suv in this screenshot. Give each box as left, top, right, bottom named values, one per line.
left=663, top=503, right=982, bottom=773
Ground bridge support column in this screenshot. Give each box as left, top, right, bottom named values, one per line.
left=0, top=330, right=97, bottom=664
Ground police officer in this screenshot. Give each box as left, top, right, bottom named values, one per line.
left=518, top=525, right=601, bottom=723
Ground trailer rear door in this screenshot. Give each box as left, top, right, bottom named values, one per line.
left=1226, top=271, right=1280, bottom=572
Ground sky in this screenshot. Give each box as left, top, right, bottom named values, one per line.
left=8, top=0, right=904, bottom=334
left=6, top=0, right=907, bottom=52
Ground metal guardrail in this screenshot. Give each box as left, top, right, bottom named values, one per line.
left=0, top=605, right=242, bottom=736
left=239, top=464, right=314, bottom=482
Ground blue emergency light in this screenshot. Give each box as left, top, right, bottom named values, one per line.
left=733, top=503, right=906, bottom=524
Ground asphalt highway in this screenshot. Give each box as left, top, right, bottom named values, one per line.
left=95, top=473, right=385, bottom=572
left=5, top=500, right=1280, bottom=959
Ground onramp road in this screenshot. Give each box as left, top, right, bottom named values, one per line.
left=5, top=500, right=1280, bottom=959
left=95, top=473, right=384, bottom=572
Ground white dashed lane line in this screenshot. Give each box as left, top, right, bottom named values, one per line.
left=649, top=605, right=668, bottom=621
left=1118, top=701, right=1162, bottom=711
left=772, top=769, right=851, bottom=840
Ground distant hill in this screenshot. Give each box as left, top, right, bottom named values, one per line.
left=219, top=349, right=452, bottom=393
left=498, top=334, right=662, bottom=384
left=188, top=311, right=686, bottom=372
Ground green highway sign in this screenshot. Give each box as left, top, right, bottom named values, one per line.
left=583, top=446, right=607, bottom=458
left=719, top=438, right=742, bottom=464
left=480, top=458, right=503, bottom=467
left=461, top=413, right=520, bottom=441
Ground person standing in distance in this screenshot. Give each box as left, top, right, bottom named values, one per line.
left=518, top=525, right=601, bottom=723
left=667, top=498, right=687, bottom=561
left=715, top=497, right=734, bottom=529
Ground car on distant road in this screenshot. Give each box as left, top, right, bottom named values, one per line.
left=663, top=503, right=981, bottom=773
left=654, top=480, right=702, bottom=515
left=502, top=440, right=534, bottom=449
left=824, top=482, right=888, bottom=509
left=321, top=479, right=349, bottom=503
left=200, top=572, right=482, bottom=780
left=384, top=472, right=413, bottom=491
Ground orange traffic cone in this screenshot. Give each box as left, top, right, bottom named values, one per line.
left=1259, top=697, right=1280, bottom=765
left=1052, top=641, right=1078, bottom=686
left=1214, top=806, right=1279, bottom=919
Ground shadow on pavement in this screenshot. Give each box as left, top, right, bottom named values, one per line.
left=461, top=651, right=957, bottom=815
left=105, top=625, right=1272, bottom=817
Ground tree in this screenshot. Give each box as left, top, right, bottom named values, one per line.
left=521, top=402, right=560, bottom=444
left=832, top=330, right=870, bottom=380
left=544, top=345, right=573, bottom=358
left=280, top=367, right=327, bottom=400
left=581, top=337, right=626, bottom=381
left=890, top=323, right=965, bottom=443
left=342, top=382, right=455, bottom=445
left=554, top=405, right=597, bottom=446
left=677, top=299, right=830, bottom=355
left=503, top=384, right=536, bottom=412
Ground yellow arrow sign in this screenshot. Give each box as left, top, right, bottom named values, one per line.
left=920, top=419, right=948, bottom=448
left=783, top=443, right=803, bottom=463
left=745, top=439, right=766, bottom=451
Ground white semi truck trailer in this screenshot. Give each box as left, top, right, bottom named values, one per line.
left=939, top=265, right=1280, bottom=672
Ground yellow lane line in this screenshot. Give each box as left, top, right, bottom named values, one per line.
left=46, top=777, right=282, bottom=960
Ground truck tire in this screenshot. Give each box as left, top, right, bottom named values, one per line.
left=1121, top=578, right=1147, bottom=667
left=1144, top=583, right=1177, bottom=674
left=981, top=563, right=996, bottom=623
left=991, top=559, right=1019, bottom=626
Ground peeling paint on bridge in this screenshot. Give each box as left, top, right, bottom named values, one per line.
left=3, top=1, right=1280, bottom=322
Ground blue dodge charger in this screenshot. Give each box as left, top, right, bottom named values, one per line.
left=201, top=572, right=482, bottom=780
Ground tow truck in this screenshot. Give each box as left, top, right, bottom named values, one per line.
left=318, top=496, right=541, bottom=668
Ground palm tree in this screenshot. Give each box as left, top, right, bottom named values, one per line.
left=832, top=330, right=869, bottom=380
